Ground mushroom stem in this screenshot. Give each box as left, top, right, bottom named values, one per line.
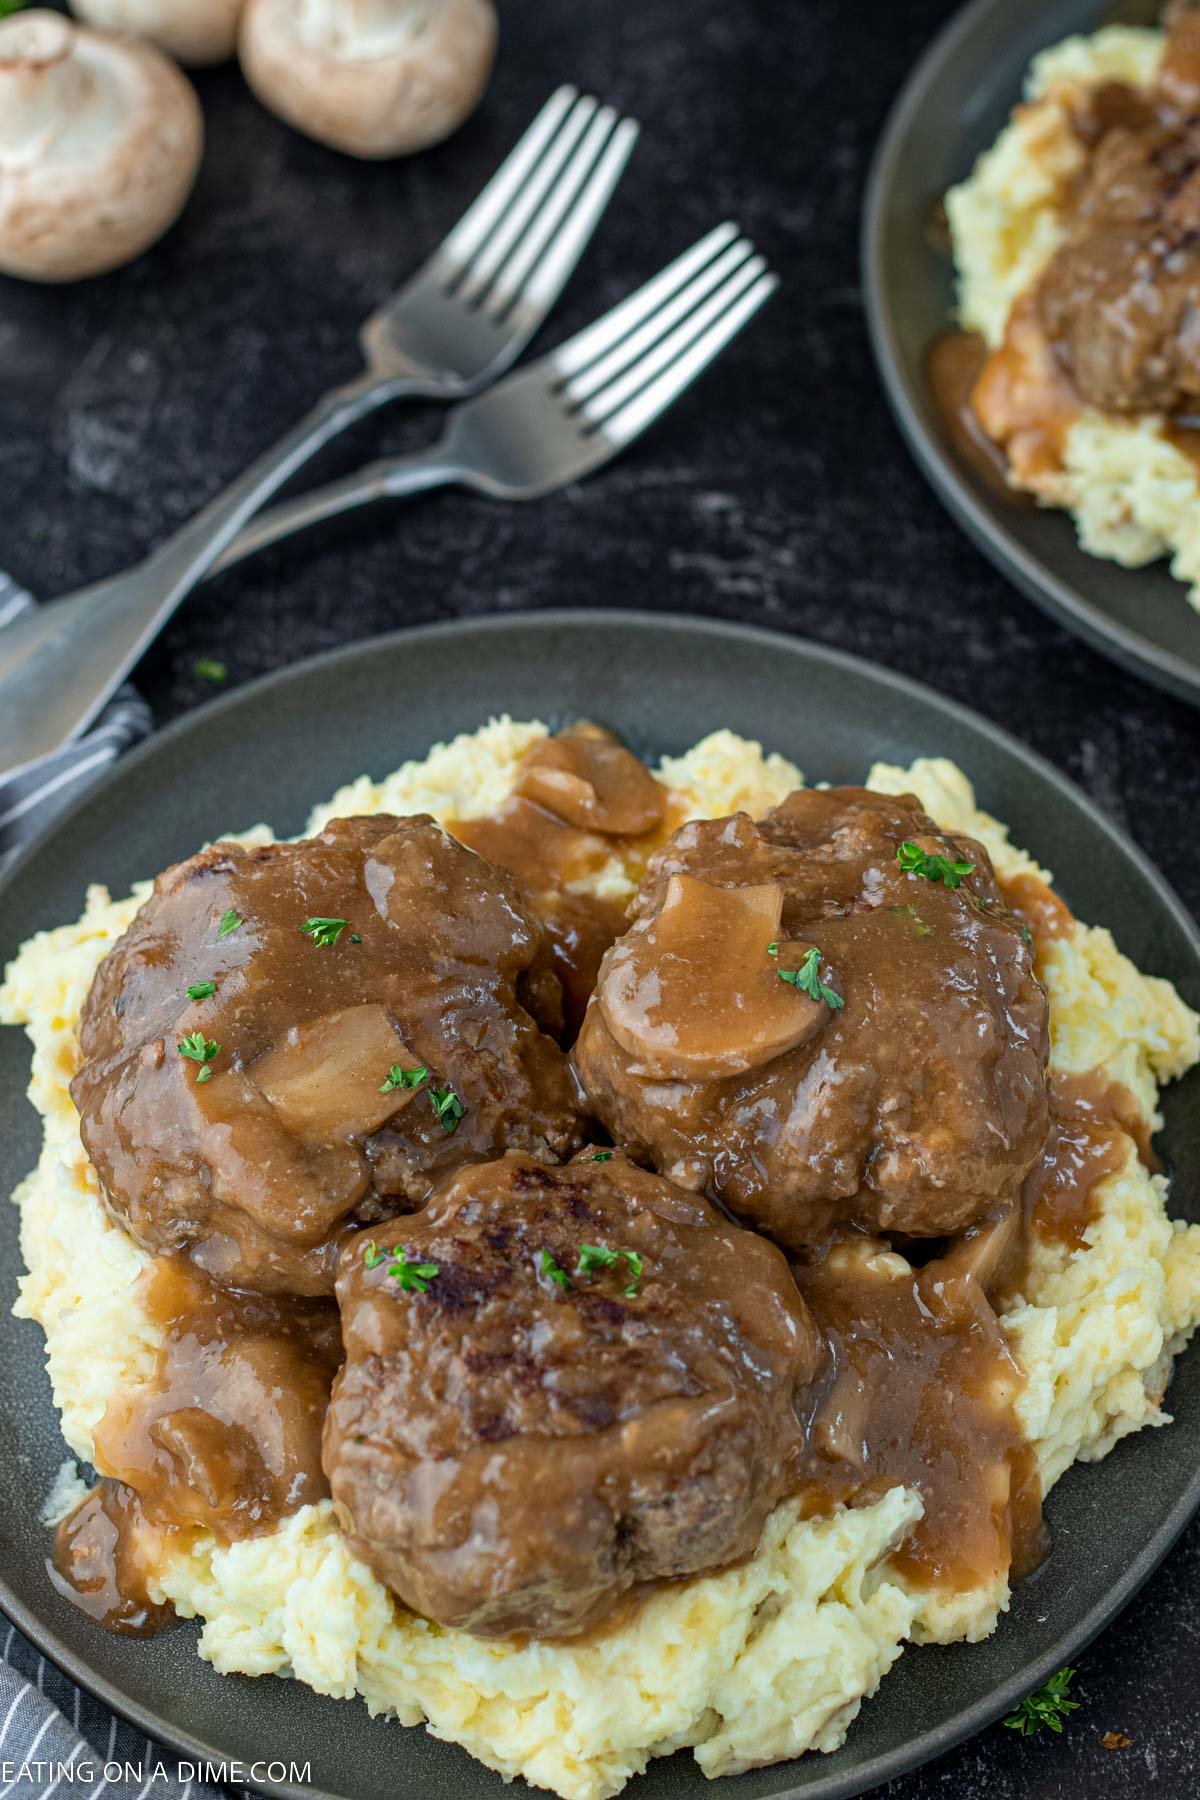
left=0, top=15, right=93, bottom=158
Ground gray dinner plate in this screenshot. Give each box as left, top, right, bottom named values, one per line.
left=862, top=0, right=1200, bottom=709
left=1, top=612, right=1198, bottom=1800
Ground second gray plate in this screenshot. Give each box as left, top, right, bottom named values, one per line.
left=863, top=0, right=1200, bottom=709
left=1, top=613, right=1199, bottom=1799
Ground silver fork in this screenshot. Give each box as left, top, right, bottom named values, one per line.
left=0, top=87, right=638, bottom=779
left=210, top=224, right=776, bottom=566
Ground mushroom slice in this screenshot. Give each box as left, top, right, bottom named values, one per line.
left=598, top=876, right=827, bottom=1081
left=239, top=0, right=498, bottom=161
left=254, top=1004, right=423, bottom=1142
left=517, top=730, right=667, bottom=837
left=69, top=0, right=244, bottom=67
left=0, top=10, right=203, bottom=283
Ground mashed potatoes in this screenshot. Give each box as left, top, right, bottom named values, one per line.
left=946, top=26, right=1200, bottom=606
left=3, top=724, right=1199, bottom=1800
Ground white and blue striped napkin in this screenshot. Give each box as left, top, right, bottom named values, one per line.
left=0, top=1619, right=243, bottom=1798
left=0, top=572, right=153, bottom=872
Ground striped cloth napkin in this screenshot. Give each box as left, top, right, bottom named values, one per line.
left=0, top=1620, right=244, bottom=1798
left=0, top=571, right=153, bottom=871
left=0, top=571, right=249, bottom=1794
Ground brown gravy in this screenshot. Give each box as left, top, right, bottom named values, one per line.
left=793, top=1234, right=1044, bottom=1592
left=1000, top=870, right=1076, bottom=950
left=1024, top=1070, right=1157, bottom=1252
left=926, top=331, right=1018, bottom=494
left=50, top=1483, right=175, bottom=1637
left=53, top=1258, right=340, bottom=1633
left=451, top=728, right=679, bottom=1039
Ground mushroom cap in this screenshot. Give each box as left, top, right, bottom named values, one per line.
left=0, top=11, right=204, bottom=283
left=69, top=0, right=245, bottom=68
left=239, top=0, right=498, bottom=160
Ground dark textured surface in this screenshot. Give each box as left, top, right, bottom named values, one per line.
left=1, top=0, right=1198, bottom=1795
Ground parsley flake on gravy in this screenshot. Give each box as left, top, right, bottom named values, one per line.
left=589, top=1150, right=614, bottom=1163
left=216, top=909, right=243, bottom=939
left=897, top=840, right=976, bottom=889
left=380, top=1063, right=430, bottom=1094
left=301, top=917, right=354, bottom=948
left=362, top=1238, right=439, bottom=1291
left=778, top=945, right=844, bottom=1010
left=429, top=1084, right=465, bottom=1134
left=576, top=1242, right=644, bottom=1296
left=576, top=1243, right=620, bottom=1276
left=538, top=1249, right=570, bottom=1290
left=177, top=1032, right=219, bottom=1082
left=186, top=980, right=217, bottom=1000
left=392, top=1254, right=439, bottom=1292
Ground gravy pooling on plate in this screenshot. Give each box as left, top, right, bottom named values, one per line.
left=50, top=730, right=1149, bottom=1641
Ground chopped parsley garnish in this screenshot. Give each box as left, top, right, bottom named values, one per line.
left=301, top=917, right=354, bottom=948
left=576, top=1243, right=620, bottom=1276
left=897, top=840, right=975, bottom=889
left=429, top=1085, right=465, bottom=1134
left=217, top=909, right=243, bottom=939
left=390, top=1253, right=439, bottom=1292
left=778, top=946, right=844, bottom=1010
left=1019, top=924, right=1034, bottom=949
left=380, top=1063, right=430, bottom=1094
left=576, top=1242, right=643, bottom=1296
left=186, top=980, right=217, bottom=1000
left=1003, top=1667, right=1079, bottom=1737
left=538, top=1249, right=570, bottom=1290
left=193, top=658, right=227, bottom=683
left=589, top=1150, right=614, bottom=1163
left=177, top=1032, right=219, bottom=1082
left=362, top=1238, right=439, bottom=1291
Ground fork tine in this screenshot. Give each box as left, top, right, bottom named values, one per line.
left=579, top=254, right=767, bottom=422
left=455, top=95, right=599, bottom=304
left=435, top=86, right=580, bottom=270
left=513, top=116, right=640, bottom=321
left=549, top=222, right=741, bottom=378
left=595, top=272, right=779, bottom=447
left=485, top=108, right=639, bottom=322
left=562, top=238, right=755, bottom=403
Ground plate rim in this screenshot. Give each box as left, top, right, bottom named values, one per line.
left=860, top=0, right=1200, bottom=711
left=3, top=606, right=1200, bottom=1800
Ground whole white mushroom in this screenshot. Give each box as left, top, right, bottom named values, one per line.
left=239, top=0, right=498, bottom=160
left=0, top=9, right=204, bottom=283
left=69, top=0, right=245, bottom=68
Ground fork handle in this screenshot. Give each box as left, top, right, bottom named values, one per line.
left=0, top=369, right=439, bottom=780
left=211, top=446, right=466, bottom=572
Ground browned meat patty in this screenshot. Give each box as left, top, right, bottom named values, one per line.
left=1036, top=96, right=1200, bottom=413
left=323, top=1151, right=821, bottom=1638
left=571, top=788, right=1049, bottom=1249
left=72, top=816, right=583, bottom=1297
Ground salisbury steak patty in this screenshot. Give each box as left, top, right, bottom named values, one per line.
left=571, top=787, right=1050, bottom=1248
left=324, top=1151, right=821, bottom=1637
left=72, top=817, right=582, bottom=1296
left=1034, top=3, right=1200, bottom=420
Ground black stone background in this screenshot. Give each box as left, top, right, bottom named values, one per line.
left=2, top=0, right=1199, bottom=1795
